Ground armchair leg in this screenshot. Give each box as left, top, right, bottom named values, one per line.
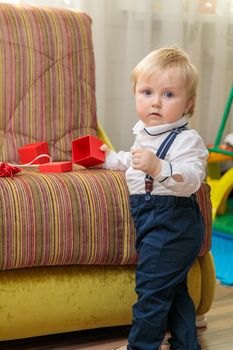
left=196, top=314, right=208, bottom=328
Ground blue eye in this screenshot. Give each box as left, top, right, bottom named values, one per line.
left=164, top=91, right=174, bottom=98
left=144, top=90, right=152, bottom=96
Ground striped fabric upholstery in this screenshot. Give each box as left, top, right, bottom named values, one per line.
left=0, top=170, right=211, bottom=270
left=196, top=182, right=212, bottom=256
left=0, top=168, right=137, bottom=270
left=0, top=4, right=97, bottom=162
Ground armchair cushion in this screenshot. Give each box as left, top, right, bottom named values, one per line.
left=196, top=182, right=212, bottom=256
left=0, top=168, right=137, bottom=270
left=0, top=171, right=211, bottom=270
left=0, top=4, right=97, bottom=163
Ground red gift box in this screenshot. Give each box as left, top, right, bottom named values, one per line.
left=18, top=142, right=50, bottom=165
left=72, top=135, right=105, bottom=167
left=39, top=161, right=73, bottom=173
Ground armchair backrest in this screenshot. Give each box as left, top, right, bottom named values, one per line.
left=0, top=4, right=97, bottom=162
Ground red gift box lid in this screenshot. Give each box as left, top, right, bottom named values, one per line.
left=38, top=161, right=73, bottom=173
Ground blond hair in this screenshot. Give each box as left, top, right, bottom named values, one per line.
left=131, top=47, right=198, bottom=116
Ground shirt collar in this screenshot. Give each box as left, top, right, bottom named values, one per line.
left=132, top=116, right=189, bottom=135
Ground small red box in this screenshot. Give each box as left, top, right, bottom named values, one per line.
left=18, top=142, right=50, bottom=165
left=72, top=135, right=105, bottom=167
left=39, top=161, right=73, bottom=173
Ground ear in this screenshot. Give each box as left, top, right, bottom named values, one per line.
left=185, top=98, right=195, bottom=114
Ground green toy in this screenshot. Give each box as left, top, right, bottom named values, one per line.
left=208, top=85, right=233, bottom=156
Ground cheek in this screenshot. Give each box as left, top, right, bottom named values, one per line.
left=136, top=98, right=145, bottom=112
left=136, top=96, right=149, bottom=108
left=136, top=104, right=148, bottom=119
left=166, top=100, right=186, bottom=114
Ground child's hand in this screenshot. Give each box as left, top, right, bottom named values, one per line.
left=132, top=148, right=162, bottom=177
left=100, top=144, right=111, bottom=156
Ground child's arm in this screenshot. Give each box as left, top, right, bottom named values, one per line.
left=159, top=131, right=208, bottom=194
left=131, top=148, right=183, bottom=182
left=131, top=130, right=208, bottom=195
left=100, top=144, right=131, bottom=171
left=131, top=148, right=161, bottom=177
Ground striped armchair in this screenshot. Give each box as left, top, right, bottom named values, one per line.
left=0, top=4, right=215, bottom=341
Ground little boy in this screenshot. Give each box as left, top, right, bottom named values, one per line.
left=101, top=47, right=208, bottom=350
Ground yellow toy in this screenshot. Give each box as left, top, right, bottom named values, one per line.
left=207, top=85, right=233, bottom=218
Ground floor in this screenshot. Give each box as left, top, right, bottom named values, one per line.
left=1, top=281, right=233, bottom=350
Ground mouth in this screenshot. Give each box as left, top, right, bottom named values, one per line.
left=150, top=112, right=162, bottom=117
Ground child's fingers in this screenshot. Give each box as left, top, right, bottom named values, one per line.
left=100, top=144, right=109, bottom=152
left=131, top=147, right=144, bottom=155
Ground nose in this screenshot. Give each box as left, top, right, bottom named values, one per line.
left=152, top=94, right=161, bottom=107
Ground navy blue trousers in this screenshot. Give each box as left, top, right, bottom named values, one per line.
left=127, top=194, right=204, bottom=350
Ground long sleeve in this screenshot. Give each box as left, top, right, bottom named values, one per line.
left=102, top=150, right=131, bottom=171
left=101, top=117, right=208, bottom=197
left=126, top=127, right=208, bottom=197
left=154, top=129, right=208, bottom=195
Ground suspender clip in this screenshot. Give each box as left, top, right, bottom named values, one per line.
left=145, top=175, right=154, bottom=201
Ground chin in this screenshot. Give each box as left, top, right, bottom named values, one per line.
left=144, top=120, right=163, bottom=127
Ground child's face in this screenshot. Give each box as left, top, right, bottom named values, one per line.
left=135, top=67, right=192, bottom=127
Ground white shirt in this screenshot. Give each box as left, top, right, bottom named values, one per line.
left=103, top=116, right=208, bottom=197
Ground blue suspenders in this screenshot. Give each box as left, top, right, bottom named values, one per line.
left=145, top=124, right=187, bottom=201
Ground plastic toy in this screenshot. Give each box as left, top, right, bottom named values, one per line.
left=209, top=167, right=233, bottom=219
left=224, top=132, right=233, bottom=147
left=208, top=85, right=233, bottom=157
left=207, top=85, right=233, bottom=218
left=207, top=85, right=233, bottom=285
left=212, top=229, right=233, bottom=285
